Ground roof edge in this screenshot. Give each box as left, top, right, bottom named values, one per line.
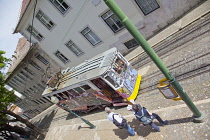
left=13, top=0, right=33, bottom=34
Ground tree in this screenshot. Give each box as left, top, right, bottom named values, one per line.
left=0, top=50, right=43, bottom=139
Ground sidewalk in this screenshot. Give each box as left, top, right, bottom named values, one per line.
left=43, top=99, right=209, bottom=140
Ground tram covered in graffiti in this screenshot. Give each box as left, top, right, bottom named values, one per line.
left=42, top=47, right=141, bottom=112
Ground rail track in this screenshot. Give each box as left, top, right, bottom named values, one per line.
left=130, top=12, right=210, bottom=94
left=130, top=12, right=210, bottom=69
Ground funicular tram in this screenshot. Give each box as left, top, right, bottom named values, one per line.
left=42, top=47, right=141, bottom=113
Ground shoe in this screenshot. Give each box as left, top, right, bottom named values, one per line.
left=133, top=132, right=137, bottom=136
left=162, top=120, right=168, bottom=126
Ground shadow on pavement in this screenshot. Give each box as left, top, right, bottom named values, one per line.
left=112, top=118, right=157, bottom=139
left=113, top=128, right=130, bottom=139
left=129, top=118, right=157, bottom=137
left=77, top=125, right=94, bottom=130
left=31, top=110, right=58, bottom=140
left=127, top=116, right=194, bottom=137
left=65, top=107, right=106, bottom=120
left=167, top=116, right=194, bottom=125
left=65, top=105, right=126, bottom=120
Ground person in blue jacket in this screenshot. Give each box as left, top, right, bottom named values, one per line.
left=132, top=104, right=168, bottom=132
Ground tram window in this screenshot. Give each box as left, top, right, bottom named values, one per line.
left=58, top=93, right=68, bottom=99
left=81, top=85, right=95, bottom=94
left=81, top=85, right=91, bottom=90
left=62, top=91, right=72, bottom=98
left=56, top=93, right=64, bottom=100
left=105, top=76, right=119, bottom=88
left=74, top=87, right=85, bottom=94
left=54, top=94, right=62, bottom=100
left=113, top=58, right=126, bottom=74
left=46, top=96, right=51, bottom=100
left=68, top=89, right=80, bottom=97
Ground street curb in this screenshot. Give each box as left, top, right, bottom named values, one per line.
left=48, top=98, right=210, bottom=127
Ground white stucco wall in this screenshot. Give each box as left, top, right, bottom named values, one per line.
left=16, top=0, right=202, bottom=69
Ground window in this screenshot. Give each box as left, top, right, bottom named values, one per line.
left=9, top=82, right=18, bottom=87
left=65, top=40, right=84, bottom=56
left=26, top=89, right=31, bottom=93
left=67, top=89, right=80, bottom=97
left=27, top=25, right=44, bottom=41
left=29, top=61, right=41, bottom=70
left=101, top=10, right=124, bottom=33
left=37, top=83, right=45, bottom=89
left=105, top=75, right=118, bottom=87
left=41, top=80, right=47, bottom=85
left=35, top=53, right=49, bottom=65
left=135, top=0, right=159, bottom=15
left=81, top=27, right=101, bottom=46
left=32, top=100, right=39, bottom=105
left=36, top=99, right=43, bottom=104
left=29, top=87, right=35, bottom=93
left=13, top=77, right=24, bottom=84
left=81, top=85, right=91, bottom=90
left=124, top=38, right=139, bottom=49
left=36, top=10, right=55, bottom=30
left=20, top=71, right=32, bottom=80
left=17, top=74, right=26, bottom=81
left=55, top=50, right=69, bottom=64
left=24, top=67, right=34, bottom=75
left=49, top=0, right=70, bottom=14
left=74, top=87, right=85, bottom=94
left=11, top=79, right=19, bottom=85
left=40, top=98, right=47, bottom=103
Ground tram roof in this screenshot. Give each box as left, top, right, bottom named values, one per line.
left=42, top=47, right=117, bottom=96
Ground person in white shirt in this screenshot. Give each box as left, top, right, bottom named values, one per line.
left=105, top=107, right=136, bottom=136
left=126, top=99, right=136, bottom=114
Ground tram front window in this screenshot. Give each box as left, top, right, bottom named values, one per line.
left=113, top=58, right=127, bottom=75
left=105, top=69, right=124, bottom=88
left=105, top=76, right=119, bottom=88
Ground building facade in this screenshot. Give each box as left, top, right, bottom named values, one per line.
left=5, top=37, right=60, bottom=118
left=14, top=0, right=204, bottom=69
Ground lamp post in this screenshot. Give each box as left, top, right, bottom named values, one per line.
left=103, top=0, right=204, bottom=122
left=50, top=96, right=96, bottom=129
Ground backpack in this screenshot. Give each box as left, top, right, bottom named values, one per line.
left=135, top=108, right=154, bottom=125
left=112, top=114, right=127, bottom=129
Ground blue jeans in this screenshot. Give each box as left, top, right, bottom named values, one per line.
left=125, top=123, right=135, bottom=136
left=152, top=113, right=164, bottom=124
left=150, top=113, right=164, bottom=131
left=150, top=122, right=160, bottom=131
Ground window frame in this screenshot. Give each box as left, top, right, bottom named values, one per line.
left=101, top=10, right=124, bottom=33
left=36, top=10, right=55, bottom=30
left=35, top=53, right=49, bottom=65
left=124, top=38, right=139, bottom=49
left=81, top=27, right=101, bottom=46
left=27, top=25, right=44, bottom=41
left=54, top=50, right=70, bottom=64
left=24, top=67, right=34, bottom=75
left=49, top=0, right=70, bottom=15
left=20, top=71, right=32, bottom=80
left=65, top=40, right=84, bottom=56
left=29, top=60, right=42, bottom=70
left=134, top=0, right=160, bottom=15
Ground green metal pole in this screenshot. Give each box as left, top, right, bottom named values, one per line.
left=59, top=103, right=96, bottom=128
left=103, top=0, right=203, bottom=122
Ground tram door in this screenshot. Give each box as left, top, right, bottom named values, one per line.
left=91, top=78, right=123, bottom=103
